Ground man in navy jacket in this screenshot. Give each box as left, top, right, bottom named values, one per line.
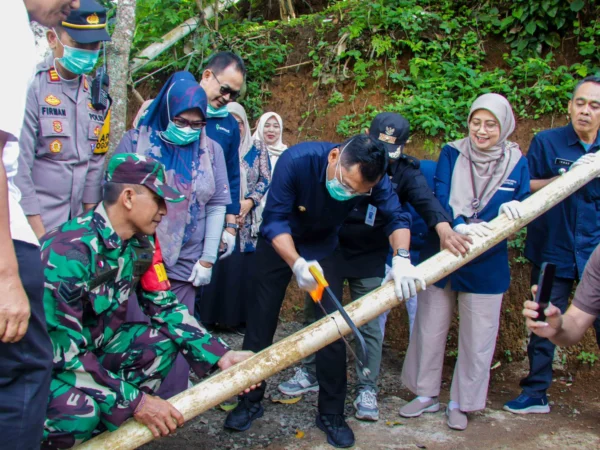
left=224, top=135, right=424, bottom=448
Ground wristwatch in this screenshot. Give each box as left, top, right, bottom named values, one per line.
left=396, top=248, right=410, bottom=259
left=225, top=222, right=239, bottom=230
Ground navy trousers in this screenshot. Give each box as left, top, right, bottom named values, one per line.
left=241, top=237, right=347, bottom=414
left=0, top=240, right=53, bottom=449
left=520, top=264, right=600, bottom=397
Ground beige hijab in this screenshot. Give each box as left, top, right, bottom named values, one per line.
left=227, top=102, right=253, bottom=202
left=448, top=93, right=522, bottom=219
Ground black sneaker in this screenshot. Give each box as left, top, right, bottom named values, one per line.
left=316, top=414, right=355, bottom=448
left=224, top=398, right=264, bottom=431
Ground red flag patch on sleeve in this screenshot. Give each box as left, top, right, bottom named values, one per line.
left=141, top=236, right=171, bottom=291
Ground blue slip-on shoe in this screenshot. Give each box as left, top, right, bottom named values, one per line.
left=224, top=398, right=264, bottom=431
left=316, top=414, right=355, bottom=448
left=503, top=393, right=550, bottom=414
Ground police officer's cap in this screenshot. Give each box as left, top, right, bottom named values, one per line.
left=62, top=0, right=111, bottom=44
left=369, top=113, right=410, bottom=160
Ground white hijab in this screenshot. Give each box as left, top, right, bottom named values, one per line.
left=252, top=112, right=287, bottom=165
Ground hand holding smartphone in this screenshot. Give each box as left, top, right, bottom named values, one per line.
left=534, top=262, right=556, bottom=322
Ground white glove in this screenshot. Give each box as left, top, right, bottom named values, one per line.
left=219, top=229, right=236, bottom=260
left=188, top=261, right=212, bottom=287
left=382, top=256, right=426, bottom=301
left=453, top=221, right=494, bottom=238
left=499, top=200, right=523, bottom=220
left=292, top=257, right=323, bottom=292
left=570, top=152, right=598, bottom=171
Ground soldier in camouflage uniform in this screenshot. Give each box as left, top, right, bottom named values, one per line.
left=40, top=153, right=255, bottom=449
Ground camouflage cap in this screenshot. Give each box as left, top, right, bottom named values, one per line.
left=105, top=153, right=185, bottom=203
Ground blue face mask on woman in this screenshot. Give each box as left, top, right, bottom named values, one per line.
left=326, top=144, right=360, bottom=201
left=162, top=122, right=201, bottom=146
left=54, top=30, right=100, bottom=75
left=160, top=84, right=203, bottom=146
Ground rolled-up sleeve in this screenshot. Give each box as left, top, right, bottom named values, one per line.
left=260, top=150, right=296, bottom=242
left=370, top=174, right=411, bottom=236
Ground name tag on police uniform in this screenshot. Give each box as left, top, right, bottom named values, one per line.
left=365, top=204, right=377, bottom=226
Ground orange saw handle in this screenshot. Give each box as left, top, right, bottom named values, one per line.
left=309, top=265, right=328, bottom=302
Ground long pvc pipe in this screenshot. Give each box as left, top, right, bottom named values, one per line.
left=78, top=157, right=600, bottom=449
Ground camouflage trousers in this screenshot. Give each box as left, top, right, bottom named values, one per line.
left=42, top=323, right=178, bottom=449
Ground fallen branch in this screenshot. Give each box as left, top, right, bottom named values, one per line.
left=129, top=0, right=240, bottom=75
left=78, top=158, right=600, bottom=450
left=274, top=61, right=313, bottom=72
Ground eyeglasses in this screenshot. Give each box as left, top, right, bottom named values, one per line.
left=172, top=117, right=206, bottom=130
left=211, top=71, right=241, bottom=100
left=337, top=162, right=372, bottom=196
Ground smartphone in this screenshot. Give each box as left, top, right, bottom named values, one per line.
left=534, top=262, right=556, bottom=322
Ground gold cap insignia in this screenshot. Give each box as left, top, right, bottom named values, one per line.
left=50, top=139, right=62, bottom=153
left=298, top=206, right=307, bottom=212
left=385, top=126, right=395, bottom=136
left=378, top=133, right=397, bottom=144
left=86, top=13, right=100, bottom=25
left=45, top=95, right=61, bottom=106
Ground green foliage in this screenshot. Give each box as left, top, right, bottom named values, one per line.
left=508, top=228, right=528, bottom=265
left=131, top=0, right=600, bottom=135
left=577, top=351, right=599, bottom=366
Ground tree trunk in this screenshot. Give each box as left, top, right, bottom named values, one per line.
left=106, top=0, right=136, bottom=159
left=77, top=158, right=600, bottom=450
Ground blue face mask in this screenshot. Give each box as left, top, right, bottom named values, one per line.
left=162, top=121, right=201, bottom=146
left=54, top=31, right=100, bottom=75
left=206, top=104, right=229, bottom=118
left=325, top=144, right=359, bottom=201
left=159, top=84, right=203, bottom=145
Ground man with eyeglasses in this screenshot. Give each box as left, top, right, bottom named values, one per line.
left=277, top=113, right=472, bottom=422
left=15, top=0, right=111, bottom=239
left=199, top=52, right=245, bottom=260
left=224, top=134, right=424, bottom=448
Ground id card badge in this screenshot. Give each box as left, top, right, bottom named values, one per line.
left=365, top=204, right=377, bottom=226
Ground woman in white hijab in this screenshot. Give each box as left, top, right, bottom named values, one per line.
left=198, top=103, right=272, bottom=331
left=400, top=93, right=531, bottom=430
left=252, top=112, right=288, bottom=169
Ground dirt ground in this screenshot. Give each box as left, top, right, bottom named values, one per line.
left=142, top=322, right=600, bottom=450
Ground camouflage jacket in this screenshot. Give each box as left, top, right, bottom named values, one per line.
left=41, top=203, right=229, bottom=430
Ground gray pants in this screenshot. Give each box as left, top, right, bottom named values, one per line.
left=303, top=276, right=383, bottom=390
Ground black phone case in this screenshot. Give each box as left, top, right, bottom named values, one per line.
left=535, top=262, right=556, bottom=322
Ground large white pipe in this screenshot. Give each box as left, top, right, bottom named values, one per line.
left=79, top=158, right=600, bottom=449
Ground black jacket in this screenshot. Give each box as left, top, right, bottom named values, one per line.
left=337, top=154, right=451, bottom=278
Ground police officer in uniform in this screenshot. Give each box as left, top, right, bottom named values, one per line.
left=16, top=0, right=111, bottom=238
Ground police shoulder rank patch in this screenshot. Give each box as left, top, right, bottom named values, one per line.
left=53, top=121, right=63, bottom=133
left=45, top=94, right=61, bottom=106
left=83, top=77, right=89, bottom=91
left=50, top=139, right=62, bottom=153
left=48, top=69, right=60, bottom=83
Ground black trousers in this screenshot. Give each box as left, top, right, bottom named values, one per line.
left=0, top=240, right=53, bottom=449
left=242, top=237, right=346, bottom=414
